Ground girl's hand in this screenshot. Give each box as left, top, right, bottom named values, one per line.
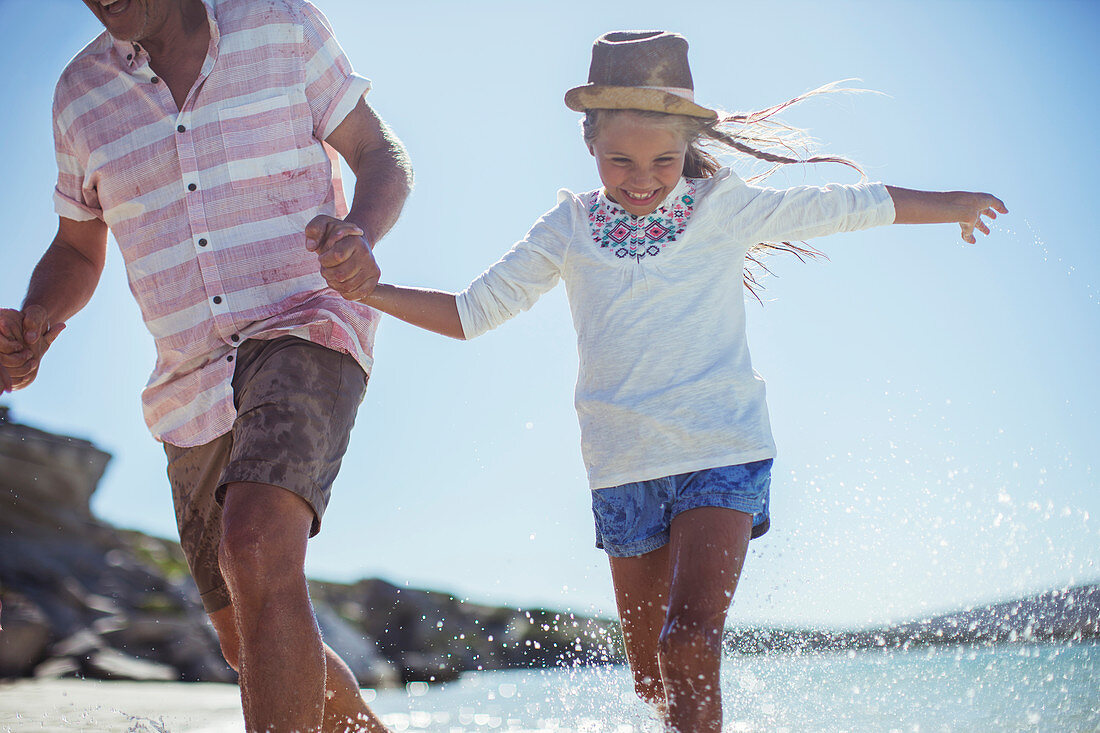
left=958, top=193, right=1009, bottom=244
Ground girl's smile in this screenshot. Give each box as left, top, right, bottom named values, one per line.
left=588, top=112, right=688, bottom=217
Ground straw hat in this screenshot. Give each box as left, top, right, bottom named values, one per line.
left=564, top=31, right=717, bottom=120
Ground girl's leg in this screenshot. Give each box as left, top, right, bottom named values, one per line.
left=609, top=545, right=672, bottom=718
left=659, top=506, right=753, bottom=733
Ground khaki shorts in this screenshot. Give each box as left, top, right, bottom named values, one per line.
left=164, top=336, right=367, bottom=613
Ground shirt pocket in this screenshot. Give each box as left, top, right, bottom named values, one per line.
left=217, top=95, right=303, bottom=189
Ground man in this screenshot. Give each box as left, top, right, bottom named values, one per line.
left=0, top=0, right=410, bottom=730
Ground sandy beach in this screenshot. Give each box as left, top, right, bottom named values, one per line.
left=0, top=679, right=245, bottom=732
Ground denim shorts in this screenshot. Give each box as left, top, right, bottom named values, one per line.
left=591, top=459, right=772, bottom=557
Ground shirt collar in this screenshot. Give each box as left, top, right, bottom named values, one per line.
left=111, top=0, right=220, bottom=70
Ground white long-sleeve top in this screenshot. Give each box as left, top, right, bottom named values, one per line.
left=456, top=168, right=895, bottom=489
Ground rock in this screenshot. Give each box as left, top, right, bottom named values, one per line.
left=84, top=647, right=177, bottom=681
left=51, top=629, right=102, bottom=658
left=400, top=651, right=461, bottom=683
left=308, top=578, right=624, bottom=682
left=0, top=593, right=52, bottom=677
left=0, top=408, right=233, bottom=684
left=0, top=405, right=110, bottom=523
left=101, top=615, right=237, bottom=684
left=33, top=656, right=81, bottom=679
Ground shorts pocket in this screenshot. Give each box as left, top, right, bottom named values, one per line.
left=217, top=95, right=302, bottom=189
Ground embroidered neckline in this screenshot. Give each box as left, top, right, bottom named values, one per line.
left=585, top=179, right=697, bottom=261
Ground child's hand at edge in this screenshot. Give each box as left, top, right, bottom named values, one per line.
left=0, top=306, right=65, bottom=394
left=957, top=192, right=1009, bottom=244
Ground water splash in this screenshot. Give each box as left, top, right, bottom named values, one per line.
left=363, top=646, right=1099, bottom=731
left=999, top=217, right=1100, bottom=308
left=125, top=716, right=172, bottom=732
left=371, top=665, right=660, bottom=732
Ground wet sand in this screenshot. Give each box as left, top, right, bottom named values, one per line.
left=0, top=679, right=244, bottom=732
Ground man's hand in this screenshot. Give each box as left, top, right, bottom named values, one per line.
left=305, top=215, right=381, bottom=302
left=0, top=308, right=29, bottom=393
left=0, top=306, right=65, bottom=393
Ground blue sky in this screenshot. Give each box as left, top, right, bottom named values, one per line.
left=1, top=0, right=1097, bottom=629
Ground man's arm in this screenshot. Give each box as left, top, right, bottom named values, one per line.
left=305, top=97, right=413, bottom=302
left=0, top=216, right=108, bottom=393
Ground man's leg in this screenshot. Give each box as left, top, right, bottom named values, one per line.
left=168, top=337, right=386, bottom=731
left=318, top=645, right=388, bottom=732
left=214, top=482, right=387, bottom=732
left=218, top=480, right=324, bottom=731
left=209, top=604, right=387, bottom=733
left=219, top=337, right=380, bottom=731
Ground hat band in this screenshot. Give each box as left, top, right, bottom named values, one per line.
left=637, top=85, right=695, bottom=101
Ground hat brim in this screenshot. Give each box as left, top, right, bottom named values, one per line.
left=565, top=85, right=718, bottom=120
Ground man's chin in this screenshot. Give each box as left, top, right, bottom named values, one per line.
left=91, top=2, right=148, bottom=41
left=104, top=22, right=149, bottom=43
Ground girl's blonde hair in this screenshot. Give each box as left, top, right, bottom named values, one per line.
left=582, top=82, right=863, bottom=302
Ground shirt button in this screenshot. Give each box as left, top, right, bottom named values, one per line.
left=177, top=124, right=186, bottom=133
left=151, top=76, right=160, bottom=84
left=187, top=183, right=197, bottom=191
left=231, top=334, right=240, bottom=342
left=212, top=296, right=223, bottom=305
left=198, top=238, right=208, bottom=247
left=226, top=355, right=234, bottom=363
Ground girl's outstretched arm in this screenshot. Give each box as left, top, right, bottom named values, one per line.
left=361, top=284, right=466, bottom=340
left=886, top=186, right=1008, bottom=244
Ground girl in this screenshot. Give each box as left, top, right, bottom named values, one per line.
left=313, top=31, right=1006, bottom=733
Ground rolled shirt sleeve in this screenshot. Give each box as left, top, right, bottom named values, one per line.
left=729, top=179, right=896, bottom=245
left=298, top=0, right=372, bottom=140
left=51, top=92, right=102, bottom=222
left=456, top=197, right=574, bottom=339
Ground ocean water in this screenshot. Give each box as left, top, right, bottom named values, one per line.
left=366, top=642, right=1100, bottom=733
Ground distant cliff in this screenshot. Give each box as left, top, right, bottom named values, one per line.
left=0, top=407, right=621, bottom=685
left=725, top=583, right=1100, bottom=655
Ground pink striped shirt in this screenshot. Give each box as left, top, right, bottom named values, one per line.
left=52, top=0, right=380, bottom=448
